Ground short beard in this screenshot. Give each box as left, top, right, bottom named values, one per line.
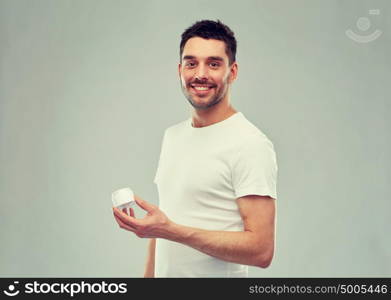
left=180, top=78, right=229, bottom=110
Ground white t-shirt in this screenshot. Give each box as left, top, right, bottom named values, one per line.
left=153, top=112, right=278, bottom=277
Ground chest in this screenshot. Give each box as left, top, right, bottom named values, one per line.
left=157, top=144, right=233, bottom=192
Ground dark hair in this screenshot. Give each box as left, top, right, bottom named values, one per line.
left=179, top=19, right=237, bottom=65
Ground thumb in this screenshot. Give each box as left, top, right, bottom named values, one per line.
left=134, top=195, right=156, bottom=213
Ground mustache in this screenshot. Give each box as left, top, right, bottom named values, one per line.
left=189, top=79, right=216, bottom=87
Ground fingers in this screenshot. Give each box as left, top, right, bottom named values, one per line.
left=134, top=195, right=156, bottom=213
left=113, top=207, right=140, bottom=227
left=124, top=207, right=135, bottom=217
left=122, top=207, right=135, bottom=217
left=129, top=207, right=135, bottom=217
left=114, top=213, right=137, bottom=232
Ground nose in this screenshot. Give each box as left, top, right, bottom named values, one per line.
left=194, top=63, right=208, bottom=81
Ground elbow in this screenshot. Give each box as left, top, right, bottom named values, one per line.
left=257, top=257, right=272, bottom=268
left=254, top=248, right=274, bottom=269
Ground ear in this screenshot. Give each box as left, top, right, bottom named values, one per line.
left=178, top=63, right=182, bottom=79
left=228, top=62, right=238, bottom=84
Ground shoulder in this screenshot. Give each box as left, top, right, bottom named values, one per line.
left=231, top=113, right=274, bottom=143
left=231, top=119, right=277, bottom=166
left=163, top=118, right=189, bottom=137
left=234, top=117, right=276, bottom=154
left=156, top=119, right=189, bottom=146
left=234, top=133, right=277, bottom=165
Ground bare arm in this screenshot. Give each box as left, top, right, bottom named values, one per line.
left=167, top=195, right=276, bottom=267
left=143, top=238, right=156, bottom=277
left=114, top=194, right=276, bottom=268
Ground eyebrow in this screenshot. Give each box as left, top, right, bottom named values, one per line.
left=183, top=55, right=224, bottom=62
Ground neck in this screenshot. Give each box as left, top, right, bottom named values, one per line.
left=190, top=94, right=237, bottom=128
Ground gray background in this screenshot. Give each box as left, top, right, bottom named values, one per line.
left=0, top=0, right=390, bottom=277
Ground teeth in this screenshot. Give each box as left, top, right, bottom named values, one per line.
left=193, top=86, right=210, bottom=91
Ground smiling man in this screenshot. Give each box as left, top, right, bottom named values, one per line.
left=113, top=20, right=278, bottom=278
left=181, top=38, right=231, bottom=112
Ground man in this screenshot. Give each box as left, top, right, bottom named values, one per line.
left=113, top=20, right=278, bottom=278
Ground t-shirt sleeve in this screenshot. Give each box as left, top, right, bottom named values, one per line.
left=231, top=136, right=278, bottom=200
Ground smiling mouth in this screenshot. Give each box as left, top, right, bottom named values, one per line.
left=190, top=84, right=216, bottom=93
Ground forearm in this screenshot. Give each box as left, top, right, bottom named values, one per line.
left=113, top=195, right=275, bottom=268
left=165, top=222, right=273, bottom=268
left=143, top=238, right=156, bottom=277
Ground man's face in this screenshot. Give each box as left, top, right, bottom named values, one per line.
left=179, top=37, right=237, bottom=110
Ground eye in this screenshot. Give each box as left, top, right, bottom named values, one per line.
left=185, top=61, right=196, bottom=68
left=209, top=62, right=220, bottom=68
